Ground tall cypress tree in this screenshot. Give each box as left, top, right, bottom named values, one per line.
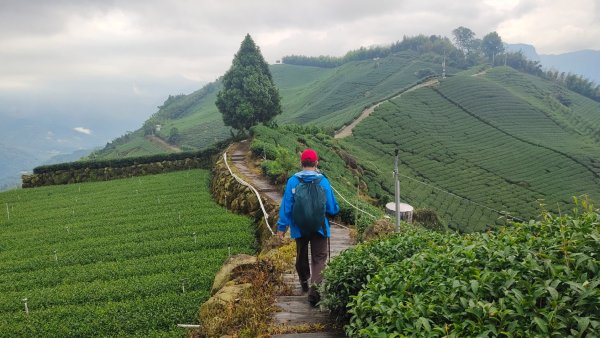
left=216, top=34, right=282, bottom=133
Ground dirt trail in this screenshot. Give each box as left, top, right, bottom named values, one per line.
left=334, top=78, right=439, bottom=139
left=472, top=69, right=488, bottom=77
left=145, top=135, right=182, bottom=153
left=225, top=141, right=352, bottom=337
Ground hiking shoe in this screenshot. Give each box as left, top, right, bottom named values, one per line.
left=308, top=287, right=320, bottom=307
left=301, top=280, right=309, bottom=292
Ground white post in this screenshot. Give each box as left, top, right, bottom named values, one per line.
left=193, top=232, right=197, bottom=244
left=394, top=149, right=401, bottom=232
left=6, top=203, right=9, bottom=221
left=181, top=280, right=186, bottom=293
left=22, top=298, right=29, bottom=315
left=54, top=250, right=58, bottom=262
left=228, top=246, right=231, bottom=257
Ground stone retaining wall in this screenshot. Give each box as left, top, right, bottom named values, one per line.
left=211, top=155, right=278, bottom=249
left=22, top=157, right=211, bottom=188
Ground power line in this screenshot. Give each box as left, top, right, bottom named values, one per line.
left=363, top=160, right=526, bottom=223
left=330, top=185, right=378, bottom=219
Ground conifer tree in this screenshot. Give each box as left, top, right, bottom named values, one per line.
left=216, top=34, right=282, bottom=133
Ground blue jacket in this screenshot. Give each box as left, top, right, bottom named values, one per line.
left=277, top=170, right=340, bottom=238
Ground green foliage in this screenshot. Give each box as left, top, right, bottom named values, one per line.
left=0, top=170, right=255, bottom=337
left=216, top=34, right=282, bottom=132
left=413, top=208, right=446, bottom=232
left=251, top=125, right=383, bottom=225
left=481, top=31, right=504, bottom=62
left=167, top=127, right=181, bottom=145
left=415, top=68, right=436, bottom=78
left=320, top=224, right=451, bottom=320
left=343, top=67, right=600, bottom=231
left=250, top=139, right=278, bottom=160
left=282, top=34, right=468, bottom=69
left=275, top=53, right=458, bottom=128
left=344, top=203, right=599, bottom=337
left=452, top=26, right=476, bottom=55
left=544, top=70, right=600, bottom=102
left=258, top=146, right=298, bottom=184
left=94, top=50, right=458, bottom=159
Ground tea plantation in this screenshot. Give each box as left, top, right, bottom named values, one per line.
left=0, top=170, right=254, bottom=337
left=94, top=52, right=451, bottom=159
left=343, top=67, right=600, bottom=231
left=322, top=203, right=599, bottom=337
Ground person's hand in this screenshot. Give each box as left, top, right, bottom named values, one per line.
left=277, top=230, right=286, bottom=240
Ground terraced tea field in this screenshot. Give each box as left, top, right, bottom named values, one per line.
left=96, top=52, right=452, bottom=159
left=0, top=170, right=254, bottom=337
left=343, top=67, right=600, bottom=231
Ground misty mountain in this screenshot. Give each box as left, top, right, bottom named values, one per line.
left=0, top=75, right=205, bottom=188
left=506, top=44, right=600, bottom=84
left=0, top=143, right=39, bottom=190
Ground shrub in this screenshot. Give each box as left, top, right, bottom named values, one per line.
left=413, top=208, right=446, bottom=232
left=250, top=140, right=278, bottom=160
left=416, top=68, right=436, bottom=78
left=345, top=202, right=600, bottom=337
left=320, top=225, right=455, bottom=320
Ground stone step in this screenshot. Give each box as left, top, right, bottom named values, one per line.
left=274, top=296, right=332, bottom=326
left=227, top=142, right=353, bottom=336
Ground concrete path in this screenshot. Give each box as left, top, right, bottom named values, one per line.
left=335, top=78, right=439, bottom=139
left=225, top=140, right=353, bottom=337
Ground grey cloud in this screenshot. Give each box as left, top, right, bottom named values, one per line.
left=0, top=0, right=598, bottom=153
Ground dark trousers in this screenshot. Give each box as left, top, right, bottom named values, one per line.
left=295, top=233, right=328, bottom=286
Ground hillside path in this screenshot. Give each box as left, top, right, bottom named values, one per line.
left=334, top=78, right=439, bottom=139
left=226, top=141, right=352, bottom=337
left=145, top=135, right=182, bottom=153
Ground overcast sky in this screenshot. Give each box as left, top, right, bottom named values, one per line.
left=1, top=0, right=599, bottom=153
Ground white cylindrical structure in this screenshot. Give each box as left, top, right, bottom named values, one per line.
left=385, top=202, right=414, bottom=224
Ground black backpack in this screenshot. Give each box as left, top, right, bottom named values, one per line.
left=292, top=177, right=327, bottom=238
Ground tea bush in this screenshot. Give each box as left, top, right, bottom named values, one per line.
left=344, top=203, right=599, bottom=337
left=0, top=170, right=255, bottom=337
left=320, top=225, right=457, bottom=319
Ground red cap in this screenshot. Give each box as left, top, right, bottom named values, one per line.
left=300, top=149, right=318, bottom=162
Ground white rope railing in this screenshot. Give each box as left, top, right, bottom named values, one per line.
left=330, top=185, right=378, bottom=219
left=223, top=151, right=274, bottom=236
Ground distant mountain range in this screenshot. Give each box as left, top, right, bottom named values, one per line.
left=0, top=142, right=92, bottom=191
left=506, top=43, right=600, bottom=84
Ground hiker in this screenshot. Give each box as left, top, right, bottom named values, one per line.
left=277, top=148, right=340, bottom=306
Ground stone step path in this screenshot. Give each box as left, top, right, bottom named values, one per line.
left=226, top=141, right=353, bottom=337
left=229, top=143, right=283, bottom=203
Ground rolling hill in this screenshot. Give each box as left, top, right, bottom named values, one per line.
left=88, top=48, right=600, bottom=232
left=340, top=66, right=600, bottom=231
left=90, top=51, right=455, bottom=159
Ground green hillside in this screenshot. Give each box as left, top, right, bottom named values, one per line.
left=341, top=66, right=600, bottom=231
left=92, top=52, right=452, bottom=159
left=88, top=51, right=600, bottom=233
left=0, top=170, right=254, bottom=337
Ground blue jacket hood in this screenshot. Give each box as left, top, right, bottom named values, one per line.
left=293, top=170, right=323, bottom=183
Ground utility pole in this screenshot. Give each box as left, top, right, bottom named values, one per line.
left=394, top=149, right=401, bottom=232
left=442, top=52, right=446, bottom=79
